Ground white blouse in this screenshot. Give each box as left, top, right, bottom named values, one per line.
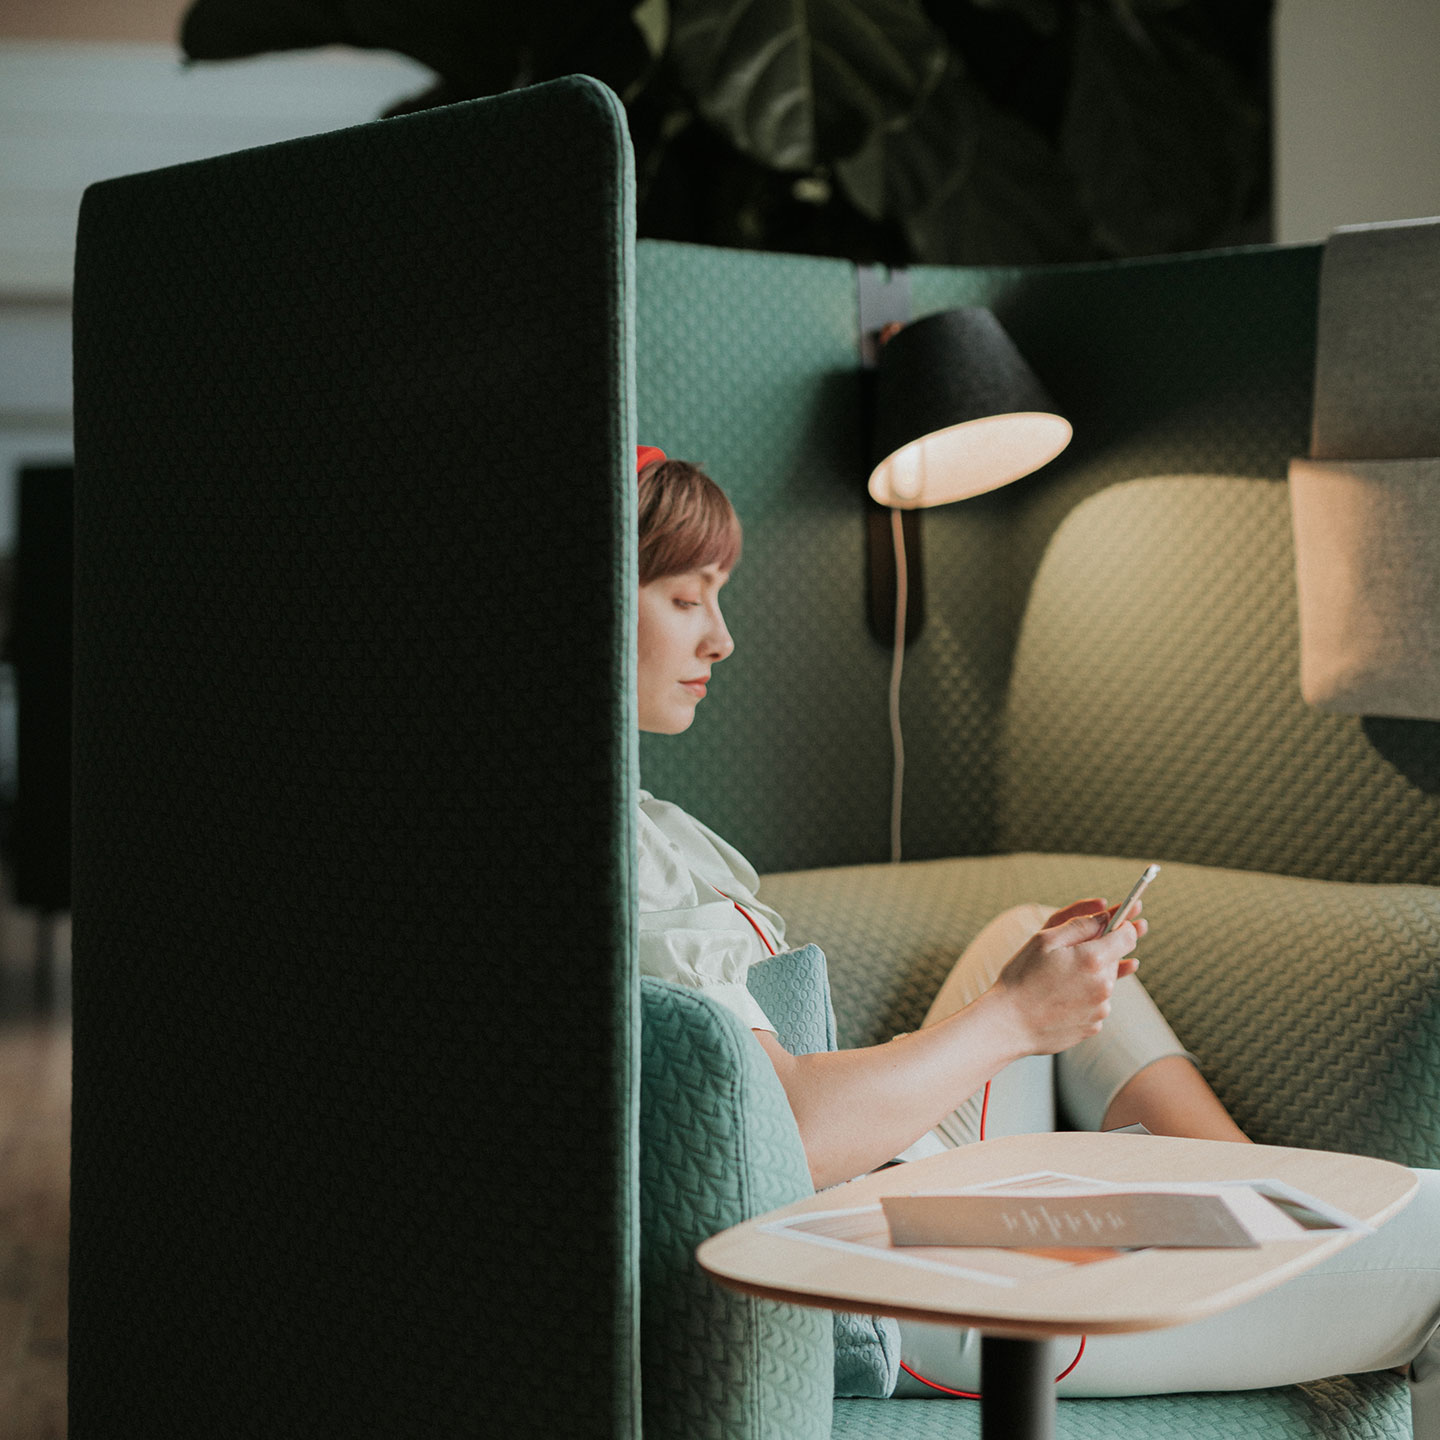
left=636, top=789, right=786, bottom=1033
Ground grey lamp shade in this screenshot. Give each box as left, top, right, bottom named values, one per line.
left=869, top=308, right=1071, bottom=508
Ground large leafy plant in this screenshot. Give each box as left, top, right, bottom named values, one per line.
left=179, top=0, right=1271, bottom=265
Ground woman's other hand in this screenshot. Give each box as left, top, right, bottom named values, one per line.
left=991, top=898, right=1145, bottom=1057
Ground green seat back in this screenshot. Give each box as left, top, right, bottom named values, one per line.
left=834, top=1374, right=1409, bottom=1438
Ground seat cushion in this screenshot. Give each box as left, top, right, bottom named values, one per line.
left=761, top=851, right=1440, bottom=1167
left=747, top=946, right=902, bottom=1398
left=833, top=1370, right=1409, bottom=1438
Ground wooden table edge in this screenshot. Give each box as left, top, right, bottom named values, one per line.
left=696, top=1136, right=1420, bottom=1340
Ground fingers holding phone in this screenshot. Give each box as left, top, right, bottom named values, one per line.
left=1104, top=864, right=1160, bottom=936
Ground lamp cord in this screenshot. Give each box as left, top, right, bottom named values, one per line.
left=889, top=506, right=907, bottom=864
left=887, top=506, right=1087, bottom=1396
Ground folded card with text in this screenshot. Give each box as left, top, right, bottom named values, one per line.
left=881, top=1183, right=1320, bottom=1249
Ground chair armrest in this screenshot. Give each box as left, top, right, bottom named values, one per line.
left=640, top=979, right=833, bottom=1440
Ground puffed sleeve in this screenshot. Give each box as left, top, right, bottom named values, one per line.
left=637, top=802, right=776, bottom=1033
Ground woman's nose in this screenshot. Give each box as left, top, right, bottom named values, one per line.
left=704, top=609, right=734, bottom=660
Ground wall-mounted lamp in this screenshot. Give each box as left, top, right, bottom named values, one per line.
left=867, top=306, right=1072, bottom=640
left=865, top=306, right=1071, bottom=861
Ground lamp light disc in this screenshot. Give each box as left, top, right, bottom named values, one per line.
left=868, top=412, right=1072, bottom=509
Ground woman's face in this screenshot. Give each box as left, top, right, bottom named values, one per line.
left=637, top=564, right=734, bottom=733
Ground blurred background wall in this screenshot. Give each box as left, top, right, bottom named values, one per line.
left=1274, top=0, right=1440, bottom=243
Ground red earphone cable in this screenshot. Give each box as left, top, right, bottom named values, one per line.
left=733, top=903, right=777, bottom=956
left=715, top=886, right=778, bottom=957
left=898, top=1361, right=981, bottom=1398
left=1055, top=1335, right=1088, bottom=1381
left=897, top=1082, right=1087, bottom=1397
left=899, top=1336, right=1086, bottom=1399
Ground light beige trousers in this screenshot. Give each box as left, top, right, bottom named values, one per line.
left=908, top=902, right=1193, bottom=1150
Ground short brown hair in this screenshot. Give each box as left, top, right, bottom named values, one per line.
left=637, top=458, right=742, bottom=585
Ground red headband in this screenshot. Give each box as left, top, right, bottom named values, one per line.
left=636, top=445, right=667, bottom=472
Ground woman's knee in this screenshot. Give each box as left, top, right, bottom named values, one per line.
left=1005, top=901, right=1053, bottom=931
left=922, top=903, right=1055, bottom=1027
left=979, top=902, right=1054, bottom=956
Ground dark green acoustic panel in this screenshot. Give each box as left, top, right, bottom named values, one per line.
left=636, top=241, right=896, bottom=875
left=71, top=78, right=638, bottom=1438
left=908, top=245, right=1438, bottom=885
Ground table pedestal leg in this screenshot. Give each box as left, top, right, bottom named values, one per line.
left=980, top=1336, right=1055, bottom=1440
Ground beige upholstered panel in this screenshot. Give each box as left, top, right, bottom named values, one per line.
left=995, top=476, right=1440, bottom=885
left=1291, top=456, right=1440, bottom=719
left=761, top=851, right=1440, bottom=1167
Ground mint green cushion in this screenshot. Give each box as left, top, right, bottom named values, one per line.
left=745, top=945, right=838, bottom=1054
left=747, top=946, right=902, bottom=1398
left=834, top=1370, right=1408, bottom=1437
left=640, top=977, right=832, bottom=1439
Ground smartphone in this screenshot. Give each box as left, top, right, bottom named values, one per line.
left=1103, top=864, right=1160, bottom=934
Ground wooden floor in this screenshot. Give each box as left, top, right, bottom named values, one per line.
left=0, top=906, right=71, bottom=1440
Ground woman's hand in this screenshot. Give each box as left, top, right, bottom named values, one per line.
left=990, top=897, right=1146, bottom=1057
left=755, top=896, right=1150, bottom=1188
left=1044, top=895, right=1149, bottom=936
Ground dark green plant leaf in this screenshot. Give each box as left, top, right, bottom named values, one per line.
left=1060, top=2, right=1264, bottom=255
left=634, top=102, right=911, bottom=262
left=966, top=0, right=1062, bottom=37
left=181, top=0, right=520, bottom=90
left=177, top=0, right=1269, bottom=268
left=181, top=0, right=645, bottom=100
left=909, top=102, right=1091, bottom=263
left=181, top=0, right=352, bottom=60
left=835, top=55, right=1089, bottom=263
left=668, top=0, right=947, bottom=171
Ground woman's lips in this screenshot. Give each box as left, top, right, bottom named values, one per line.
left=681, top=678, right=708, bottom=697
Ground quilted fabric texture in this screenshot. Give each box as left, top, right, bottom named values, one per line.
left=745, top=946, right=901, bottom=1398
left=1311, top=217, right=1440, bottom=461
left=834, top=1370, right=1409, bottom=1439
left=999, top=477, right=1440, bottom=886
left=71, top=79, right=638, bottom=1439
left=746, top=944, right=838, bottom=1056
left=640, top=979, right=832, bottom=1440
left=896, top=245, right=1327, bottom=866
left=761, top=851, right=1440, bottom=1168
